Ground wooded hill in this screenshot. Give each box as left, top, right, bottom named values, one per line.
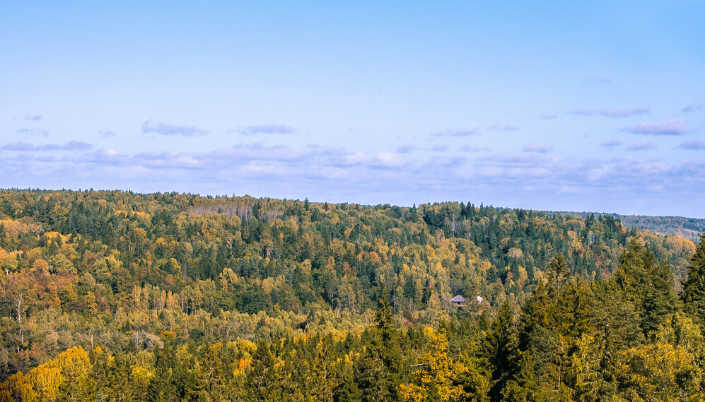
left=0, top=189, right=703, bottom=401
left=554, top=211, right=705, bottom=243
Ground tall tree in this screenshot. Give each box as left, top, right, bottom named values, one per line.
left=482, top=302, right=517, bottom=402
left=682, top=234, right=705, bottom=331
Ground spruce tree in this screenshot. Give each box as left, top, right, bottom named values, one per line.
left=356, top=346, right=388, bottom=402
left=482, top=302, right=517, bottom=402
left=642, top=260, right=679, bottom=337
left=246, top=340, right=281, bottom=401
left=682, top=234, right=705, bottom=331
left=148, top=343, right=177, bottom=402
left=375, top=291, right=402, bottom=399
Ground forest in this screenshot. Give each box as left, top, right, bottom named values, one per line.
left=0, top=189, right=703, bottom=401
left=555, top=212, right=705, bottom=243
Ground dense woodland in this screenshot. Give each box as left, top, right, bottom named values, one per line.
left=0, top=189, right=703, bottom=401
left=558, top=212, right=705, bottom=243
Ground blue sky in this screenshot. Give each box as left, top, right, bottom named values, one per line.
left=1, top=1, right=704, bottom=216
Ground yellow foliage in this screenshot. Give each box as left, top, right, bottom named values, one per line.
left=115, top=210, right=150, bottom=219
left=44, top=231, right=71, bottom=243
left=0, top=346, right=92, bottom=402
left=399, top=328, right=469, bottom=402
left=617, top=343, right=703, bottom=401
left=132, top=365, right=153, bottom=382
left=0, top=219, right=43, bottom=238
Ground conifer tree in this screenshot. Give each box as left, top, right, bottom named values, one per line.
left=682, top=234, right=705, bottom=331
left=335, top=371, right=361, bottom=402
left=246, top=340, right=281, bottom=401
left=148, top=343, right=177, bottom=402
left=356, top=346, right=388, bottom=402
left=376, top=291, right=402, bottom=398
left=482, top=302, right=517, bottom=402
left=642, top=260, right=679, bottom=337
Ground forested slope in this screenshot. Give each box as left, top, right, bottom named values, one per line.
left=0, top=189, right=701, bottom=401
left=556, top=211, right=705, bottom=243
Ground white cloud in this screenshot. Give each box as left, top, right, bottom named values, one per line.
left=679, top=139, right=705, bottom=150
left=600, top=139, right=622, bottom=149
left=622, top=119, right=688, bottom=135
left=682, top=103, right=703, bottom=113
left=431, top=144, right=448, bottom=151
left=599, top=106, right=651, bottom=118
left=370, top=152, right=411, bottom=169
left=16, top=128, right=48, bottom=137
left=522, top=143, right=552, bottom=153
left=431, top=129, right=479, bottom=137
left=142, top=120, right=208, bottom=136
left=626, top=141, right=655, bottom=151
left=232, top=124, right=295, bottom=135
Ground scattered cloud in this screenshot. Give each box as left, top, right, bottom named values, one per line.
left=568, top=109, right=594, bottom=117
left=431, top=144, right=448, bottom=151
left=621, top=119, right=688, bottom=135
left=232, top=141, right=287, bottom=151
left=370, top=152, right=411, bottom=169
left=541, top=113, right=559, bottom=120
left=1, top=141, right=92, bottom=152
left=431, top=129, right=479, bottom=137
left=234, top=124, right=295, bottom=135
left=522, top=143, right=552, bottom=153
left=682, top=103, right=703, bottom=113
left=324, top=148, right=366, bottom=167
left=396, top=145, right=415, bottom=154
left=25, top=115, right=42, bottom=121
left=426, top=156, right=465, bottom=168
left=16, top=128, right=48, bottom=137
left=1, top=142, right=34, bottom=151
left=626, top=141, right=655, bottom=151
left=458, top=145, right=491, bottom=152
left=487, top=124, right=519, bottom=132
left=142, top=120, right=208, bottom=136
left=600, top=106, right=651, bottom=118
left=679, top=139, right=705, bottom=150
left=98, top=131, right=116, bottom=138
left=600, top=139, right=622, bottom=149
left=84, top=149, right=129, bottom=164
left=4, top=140, right=705, bottom=217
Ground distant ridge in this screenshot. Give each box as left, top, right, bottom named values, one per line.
left=550, top=211, right=705, bottom=242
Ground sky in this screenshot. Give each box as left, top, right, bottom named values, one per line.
left=1, top=1, right=704, bottom=217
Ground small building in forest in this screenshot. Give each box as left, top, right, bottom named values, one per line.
left=451, top=295, right=466, bottom=306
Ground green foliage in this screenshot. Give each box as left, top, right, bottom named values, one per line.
left=682, top=234, right=705, bottom=331
left=0, top=189, right=701, bottom=401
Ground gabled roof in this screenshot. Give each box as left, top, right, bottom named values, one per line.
left=451, top=295, right=465, bottom=302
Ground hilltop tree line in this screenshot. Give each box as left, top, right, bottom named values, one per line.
left=0, top=189, right=700, bottom=401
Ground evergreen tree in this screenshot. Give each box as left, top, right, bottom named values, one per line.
left=246, top=340, right=281, bottom=401
left=335, top=371, right=361, bottom=402
left=376, top=291, right=402, bottom=398
left=482, top=302, right=517, bottom=402
left=682, top=234, right=705, bottom=331
left=642, top=260, right=679, bottom=337
left=148, top=343, right=177, bottom=402
left=356, top=346, right=388, bottom=402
